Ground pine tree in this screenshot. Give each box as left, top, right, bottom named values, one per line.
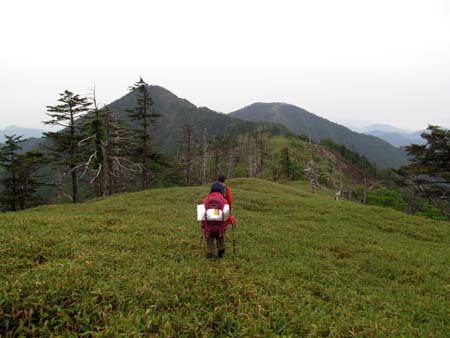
left=126, top=77, right=160, bottom=190
left=0, top=135, right=25, bottom=211
left=280, top=146, right=292, bottom=180
left=399, top=125, right=450, bottom=201
left=44, top=90, right=91, bottom=203
left=16, top=150, right=47, bottom=210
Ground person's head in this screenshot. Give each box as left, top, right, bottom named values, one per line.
left=218, top=175, right=226, bottom=184
left=210, top=181, right=224, bottom=195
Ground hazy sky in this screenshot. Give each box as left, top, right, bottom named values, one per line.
left=1, top=0, right=449, bottom=131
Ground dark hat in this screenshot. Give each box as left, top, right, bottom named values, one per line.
left=210, top=181, right=224, bottom=195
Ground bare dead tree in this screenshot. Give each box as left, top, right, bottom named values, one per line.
left=212, top=136, right=222, bottom=179
left=244, top=135, right=257, bottom=177
left=332, top=152, right=343, bottom=200
left=305, top=141, right=319, bottom=192
left=180, top=123, right=195, bottom=185
left=254, top=132, right=268, bottom=177
left=227, top=141, right=236, bottom=179
left=200, top=128, right=208, bottom=185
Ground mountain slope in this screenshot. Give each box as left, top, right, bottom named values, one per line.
left=365, top=129, right=426, bottom=147
left=230, top=103, right=408, bottom=169
left=107, top=86, right=290, bottom=153
left=1, top=178, right=449, bottom=336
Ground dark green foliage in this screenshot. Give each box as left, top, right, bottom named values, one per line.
left=366, top=188, right=407, bottom=211
left=416, top=202, right=448, bottom=221
left=400, top=125, right=450, bottom=199
left=16, top=150, right=48, bottom=210
left=44, top=90, right=91, bottom=203
left=279, top=147, right=293, bottom=180
left=126, top=78, right=161, bottom=190
left=398, top=125, right=450, bottom=217
left=0, top=136, right=47, bottom=211
left=352, top=185, right=364, bottom=202
left=0, top=135, right=25, bottom=211
left=404, top=125, right=450, bottom=181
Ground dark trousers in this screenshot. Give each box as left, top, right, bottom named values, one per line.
left=205, top=233, right=225, bottom=255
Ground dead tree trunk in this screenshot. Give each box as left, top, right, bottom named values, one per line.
left=200, top=128, right=208, bottom=184
left=226, top=142, right=235, bottom=179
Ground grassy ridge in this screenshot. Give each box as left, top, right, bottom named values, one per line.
left=1, top=178, right=449, bottom=337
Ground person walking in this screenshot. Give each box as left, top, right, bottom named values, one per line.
left=201, top=176, right=234, bottom=258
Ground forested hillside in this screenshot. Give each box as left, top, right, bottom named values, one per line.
left=1, top=83, right=447, bottom=220
left=230, top=102, right=408, bottom=169
left=107, top=86, right=290, bottom=154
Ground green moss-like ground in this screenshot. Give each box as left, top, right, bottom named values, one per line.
left=1, top=178, right=449, bottom=337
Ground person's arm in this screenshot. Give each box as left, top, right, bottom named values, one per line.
left=226, top=186, right=233, bottom=208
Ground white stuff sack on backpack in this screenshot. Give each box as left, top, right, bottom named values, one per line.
left=197, top=204, right=230, bottom=221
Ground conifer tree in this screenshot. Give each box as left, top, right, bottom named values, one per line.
left=44, top=90, right=91, bottom=203
left=399, top=125, right=450, bottom=201
left=126, top=77, right=160, bottom=190
left=0, top=135, right=25, bottom=211
left=280, top=146, right=292, bottom=180
left=16, top=150, right=47, bottom=210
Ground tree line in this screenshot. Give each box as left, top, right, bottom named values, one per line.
left=0, top=78, right=162, bottom=210
left=1, top=79, right=448, bottom=220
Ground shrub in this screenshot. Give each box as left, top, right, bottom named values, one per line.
left=416, top=203, right=448, bottom=221
left=366, top=188, right=407, bottom=211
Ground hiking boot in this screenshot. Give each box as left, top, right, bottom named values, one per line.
left=206, top=253, right=214, bottom=259
left=218, top=249, right=225, bottom=258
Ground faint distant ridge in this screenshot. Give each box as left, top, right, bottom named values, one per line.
left=364, top=129, right=426, bottom=147
left=0, top=125, right=45, bottom=142
left=361, top=124, right=412, bottom=134
left=229, top=102, right=408, bottom=169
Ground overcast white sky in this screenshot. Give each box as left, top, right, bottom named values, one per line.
left=1, top=0, right=449, bottom=131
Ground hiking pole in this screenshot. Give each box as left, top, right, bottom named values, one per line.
left=232, top=222, right=236, bottom=254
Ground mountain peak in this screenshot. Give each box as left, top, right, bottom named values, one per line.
left=230, top=102, right=408, bottom=169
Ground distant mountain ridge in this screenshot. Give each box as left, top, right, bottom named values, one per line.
left=4, top=87, right=410, bottom=169
left=107, top=86, right=291, bottom=153
left=0, top=125, right=45, bottom=142
left=229, top=102, right=408, bottom=168
left=361, top=124, right=412, bottom=134
left=364, top=129, right=426, bottom=147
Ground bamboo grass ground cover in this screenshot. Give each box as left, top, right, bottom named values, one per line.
left=1, top=178, right=449, bottom=337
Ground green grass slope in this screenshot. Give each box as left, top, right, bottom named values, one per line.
left=1, top=178, right=449, bottom=337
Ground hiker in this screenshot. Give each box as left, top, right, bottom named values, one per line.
left=201, top=176, right=235, bottom=258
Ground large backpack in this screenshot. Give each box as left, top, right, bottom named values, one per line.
left=202, top=194, right=228, bottom=238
